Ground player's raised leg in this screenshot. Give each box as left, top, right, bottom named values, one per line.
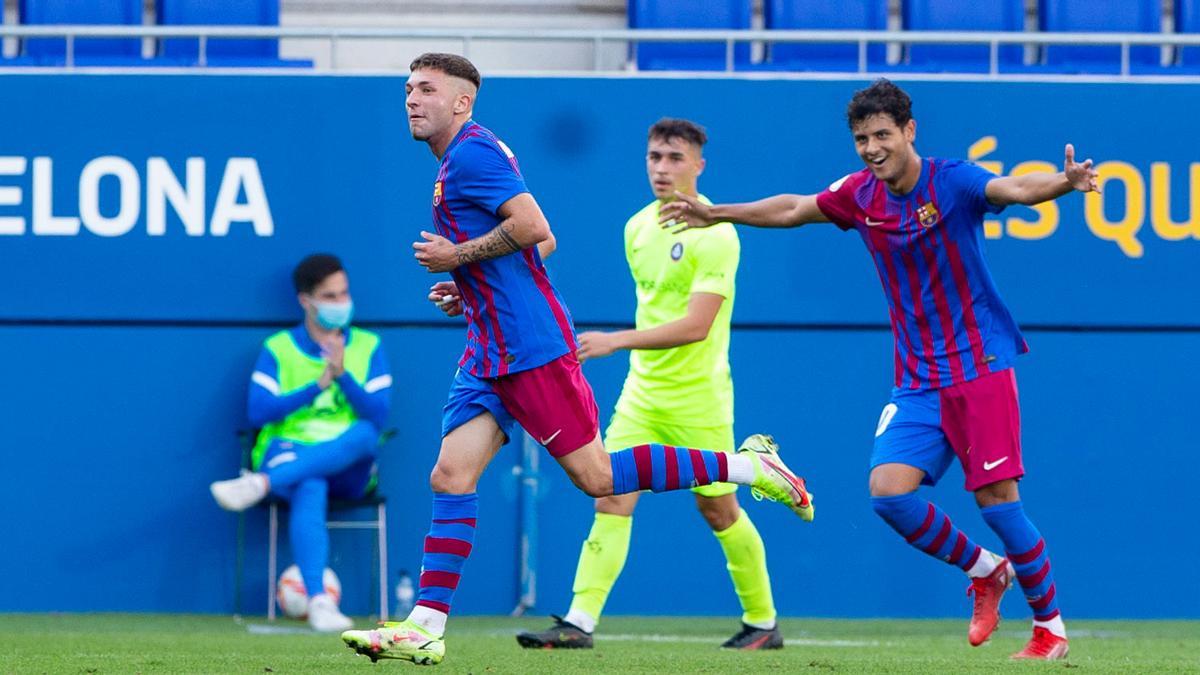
left=491, top=352, right=815, bottom=518
left=558, top=432, right=814, bottom=520
left=341, top=412, right=506, bottom=664
left=870, top=462, right=1011, bottom=646
left=870, top=392, right=1013, bottom=646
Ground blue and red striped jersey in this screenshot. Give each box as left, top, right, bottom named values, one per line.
left=431, top=120, right=577, bottom=378
left=816, top=157, right=1028, bottom=390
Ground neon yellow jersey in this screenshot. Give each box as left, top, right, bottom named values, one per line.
left=251, top=327, right=379, bottom=469
left=614, top=196, right=739, bottom=427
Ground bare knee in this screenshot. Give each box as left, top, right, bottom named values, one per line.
left=573, top=471, right=613, bottom=498
left=696, top=494, right=740, bottom=531
left=869, top=463, right=926, bottom=497
left=429, top=462, right=474, bottom=495
left=555, top=437, right=614, bottom=498
left=974, top=479, right=1019, bottom=507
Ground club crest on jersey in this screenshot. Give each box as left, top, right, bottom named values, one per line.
left=916, top=202, right=940, bottom=228
left=433, top=181, right=443, bottom=206
left=670, top=242, right=684, bottom=261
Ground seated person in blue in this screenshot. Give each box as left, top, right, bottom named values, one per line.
left=210, top=253, right=392, bottom=632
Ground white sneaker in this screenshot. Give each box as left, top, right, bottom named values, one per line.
left=209, top=470, right=268, bottom=512
left=308, top=593, right=353, bottom=632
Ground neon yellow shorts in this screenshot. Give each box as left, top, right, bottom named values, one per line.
left=604, top=411, right=738, bottom=498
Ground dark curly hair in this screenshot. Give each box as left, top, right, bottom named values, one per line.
left=293, top=253, right=344, bottom=294
left=648, top=118, right=708, bottom=149
left=409, top=52, right=482, bottom=90
left=846, top=78, right=913, bottom=129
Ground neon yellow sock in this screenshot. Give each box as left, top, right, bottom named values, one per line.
left=714, top=509, right=776, bottom=627
left=567, top=512, right=633, bottom=625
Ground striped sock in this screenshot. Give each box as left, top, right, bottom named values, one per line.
left=609, top=443, right=729, bottom=495
left=872, top=494, right=983, bottom=571
left=981, top=501, right=1061, bottom=624
left=412, top=492, right=478, bottom=633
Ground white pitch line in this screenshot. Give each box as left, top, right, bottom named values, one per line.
left=493, top=629, right=886, bottom=647
left=601, top=634, right=886, bottom=647
left=246, top=623, right=318, bottom=635
left=999, top=629, right=1127, bottom=639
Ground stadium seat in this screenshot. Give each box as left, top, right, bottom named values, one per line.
left=1039, top=0, right=1161, bottom=73
left=629, top=0, right=752, bottom=71
left=1176, top=0, right=1200, bottom=68
left=157, top=0, right=310, bottom=68
left=233, top=428, right=392, bottom=621
left=902, top=0, right=1024, bottom=73
left=19, top=0, right=143, bottom=66
left=764, top=0, right=887, bottom=72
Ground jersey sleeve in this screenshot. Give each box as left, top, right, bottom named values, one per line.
left=944, top=160, right=1005, bottom=216
left=250, top=346, right=279, bottom=392
left=815, top=173, right=860, bottom=231
left=366, top=341, right=392, bottom=385
left=454, top=137, right=530, bottom=215
left=688, top=225, right=739, bottom=299
left=246, top=345, right=321, bottom=428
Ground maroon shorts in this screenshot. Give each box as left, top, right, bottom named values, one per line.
left=491, top=352, right=600, bottom=457
left=941, top=368, right=1025, bottom=491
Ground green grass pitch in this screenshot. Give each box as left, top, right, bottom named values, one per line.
left=2, top=614, right=1197, bottom=673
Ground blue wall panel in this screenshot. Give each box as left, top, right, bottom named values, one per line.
left=0, top=75, right=1196, bottom=326
left=0, top=74, right=1195, bottom=618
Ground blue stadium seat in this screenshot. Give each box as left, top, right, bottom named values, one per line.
left=157, top=0, right=309, bottom=67
left=1039, top=0, right=1161, bottom=73
left=1176, top=0, right=1200, bottom=68
left=19, top=0, right=143, bottom=65
left=764, top=0, right=887, bottom=72
left=903, top=0, right=1024, bottom=73
left=630, top=0, right=751, bottom=71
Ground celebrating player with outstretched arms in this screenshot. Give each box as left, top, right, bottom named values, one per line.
left=661, top=78, right=1098, bottom=661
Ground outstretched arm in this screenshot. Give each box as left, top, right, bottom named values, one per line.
left=658, top=191, right=828, bottom=232
left=414, top=192, right=551, bottom=273
left=985, top=143, right=1100, bottom=206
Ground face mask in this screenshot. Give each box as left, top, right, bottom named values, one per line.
left=314, top=300, right=353, bottom=330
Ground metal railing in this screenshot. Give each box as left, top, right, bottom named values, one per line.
left=3, top=25, right=1200, bottom=75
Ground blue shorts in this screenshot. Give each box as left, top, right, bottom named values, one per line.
left=870, top=387, right=955, bottom=488
left=870, top=369, right=1025, bottom=492
left=441, top=367, right=518, bottom=441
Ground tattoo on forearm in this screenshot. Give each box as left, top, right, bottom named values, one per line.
left=496, top=225, right=521, bottom=252
left=455, top=222, right=523, bottom=266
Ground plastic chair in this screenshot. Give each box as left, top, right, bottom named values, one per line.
left=903, top=0, right=1024, bottom=73
left=157, top=0, right=310, bottom=67
left=630, top=0, right=752, bottom=71
left=19, top=0, right=143, bottom=65
left=1038, top=0, right=1161, bottom=73
left=233, top=428, right=393, bottom=621
left=764, top=0, right=887, bottom=72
